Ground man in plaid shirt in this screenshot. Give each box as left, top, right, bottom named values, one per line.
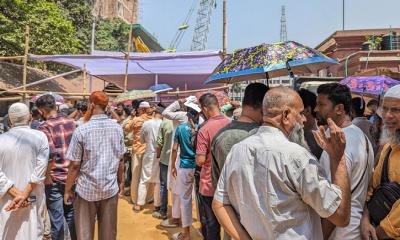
left=64, top=91, right=125, bottom=240
left=36, top=94, right=77, bottom=240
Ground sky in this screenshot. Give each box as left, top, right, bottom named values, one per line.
left=139, top=0, right=400, bottom=52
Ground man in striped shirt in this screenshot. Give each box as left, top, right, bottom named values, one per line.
left=36, top=94, right=77, bottom=240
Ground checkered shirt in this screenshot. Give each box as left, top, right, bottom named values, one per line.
left=37, top=114, right=76, bottom=183
left=66, top=114, right=126, bottom=201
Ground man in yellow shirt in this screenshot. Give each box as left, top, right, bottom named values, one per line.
left=125, top=101, right=153, bottom=205
left=361, top=85, right=400, bottom=239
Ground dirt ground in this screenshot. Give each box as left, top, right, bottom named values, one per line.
left=112, top=196, right=203, bottom=240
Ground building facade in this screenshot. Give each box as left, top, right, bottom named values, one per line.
left=91, top=0, right=138, bottom=23
left=315, top=28, right=400, bottom=79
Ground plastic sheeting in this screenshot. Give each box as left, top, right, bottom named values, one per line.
left=30, top=50, right=223, bottom=91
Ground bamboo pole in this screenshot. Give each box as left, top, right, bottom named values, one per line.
left=166, top=85, right=229, bottom=94
left=0, top=96, right=23, bottom=102
left=222, top=0, right=227, bottom=56
left=22, top=26, right=30, bottom=101
left=0, top=56, right=25, bottom=60
left=6, top=90, right=120, bottom=96
left=83, top=64, right=87, bottom=93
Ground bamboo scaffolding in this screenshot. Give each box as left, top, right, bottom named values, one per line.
left=0, top=56, right=25, bottom=60
left=166, top=85, right=229, bottom=95
left=5, top=90, right=120, bottom=97
left=0, top=96, right=23, bottom=102
left=0, top=69, right=81, bottom=95
left=22, top=26, right=30, bottom=101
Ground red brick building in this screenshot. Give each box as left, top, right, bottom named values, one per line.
left=315, top=28, right=400, bottom=79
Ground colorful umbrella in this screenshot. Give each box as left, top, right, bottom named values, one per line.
left=31, top=92, right=65, bottom=103
left=148, top=84, right=173, bottom=93
left=205, top=41, right=337, bottom=84
left=340, top=76, right=400, bottom=96
left=114, top=90, right=156, bottom=103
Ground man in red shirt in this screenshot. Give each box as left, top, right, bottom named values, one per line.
left=196, top=93, right=231, bottom=240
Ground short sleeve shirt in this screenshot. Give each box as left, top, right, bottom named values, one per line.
left=214, top=126, right=342, bottom=239
left=66, top=114, right=126, bottom=201
left=174, top=122, right=196, bottom=169
left=196, top=115, right=230, bottom=196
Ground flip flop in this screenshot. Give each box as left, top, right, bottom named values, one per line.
left=160, top=219, right=179, bottom=228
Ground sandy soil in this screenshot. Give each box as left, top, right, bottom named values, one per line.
left=113, top=196, right=203, bottom=240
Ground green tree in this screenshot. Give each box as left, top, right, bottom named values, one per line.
left=0, top=0, right=80, bottom=56
left=95, top=18, right=130, bottom=52
left=55, top=0, right=94, bottom=53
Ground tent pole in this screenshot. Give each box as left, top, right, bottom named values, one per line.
left=22, top=26, right=30, bottom=102
left=154, top=74, right=158, bottom=101
left=83, top=64, right=87, bottom=94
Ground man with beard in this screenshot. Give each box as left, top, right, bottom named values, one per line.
left=213, top=86, right=351, bottom=239
left=315, top=83, right=374, bottom=240
left=361, top=85, right=400, bottom=240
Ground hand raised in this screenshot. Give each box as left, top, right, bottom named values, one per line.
left=312, top=118, right=346, bottom=163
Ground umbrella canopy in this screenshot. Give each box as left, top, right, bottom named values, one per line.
left=149, top=84, right=173, bottom=93
left=114, top=90, right=156, bottom=103
left=206, top=41, right=337, bottom=84
left=31, top=92, right=65, bottom=103
left=340, top=75, right=400, bottom=96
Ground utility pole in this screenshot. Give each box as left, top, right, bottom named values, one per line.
left=342, top=0, right=345, bottom=30
left=222, top=0, right=227, bottom=56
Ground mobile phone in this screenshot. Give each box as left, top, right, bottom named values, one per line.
left=27, top=196, right=36, bottom=203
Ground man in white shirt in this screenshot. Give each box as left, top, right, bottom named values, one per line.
left=135, top=107, right=163, bottom=212
left=0, top=103, right=49, bottom=239
left=213, top=87, right=351, bottom=240
left=315, top=83, right=374, bottom=240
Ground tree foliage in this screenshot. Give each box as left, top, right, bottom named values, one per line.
left=0, top=0, right=131, bottom=58
left=95, top=18, right=130, bottom=52
left=0, top=0, right=80, bottom=56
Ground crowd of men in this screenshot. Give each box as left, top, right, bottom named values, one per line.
left=0, top=82, right=399, bottom=240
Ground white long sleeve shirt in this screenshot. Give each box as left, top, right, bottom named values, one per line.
left=0, top=126, right=49, bottom=239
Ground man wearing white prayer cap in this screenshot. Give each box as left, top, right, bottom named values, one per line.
left=0, top=102, right=49, bottom=239
left=361, top=84, right=400, bottom=239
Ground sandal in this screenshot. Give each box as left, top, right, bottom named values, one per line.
left=133, top=205, right=142, bottom=213
left=160, top=219, right=179, bottom=228
left=172, top=232, right=189, bottom=240
left=152, top=211, right=167, bottom=219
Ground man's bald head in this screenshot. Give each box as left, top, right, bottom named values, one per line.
left=262, top=86, right=302, bottom=117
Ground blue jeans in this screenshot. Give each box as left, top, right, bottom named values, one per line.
left=159, top=163, right=168, bottom=215
left=45, top=182, right=76, bottom=240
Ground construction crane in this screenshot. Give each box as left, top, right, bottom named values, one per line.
left=190, top=0, right=217, bottom=51
left=168, top=0, right=198, bottom=52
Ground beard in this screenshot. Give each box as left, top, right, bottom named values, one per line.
left=380, top=126, right=400, bottom=146
left=288, top=122, right=310, bottom=151
left=316, top=113, right=327, bottom=126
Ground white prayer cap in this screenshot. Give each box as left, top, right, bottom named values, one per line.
left=8, top=102, right=30, bottom=126
left=384, top=85, right=400, bottom=99
left=139, top=101, right=150, bottom=108
left=59, top=104, right=69, bottom=111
